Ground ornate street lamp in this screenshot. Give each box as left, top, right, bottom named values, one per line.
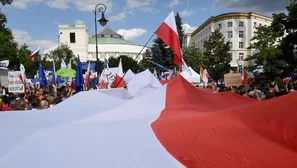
left=94, top=3, right=108, bottom=79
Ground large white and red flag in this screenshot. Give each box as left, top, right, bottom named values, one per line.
left=156, top=11, right=182, bottom=66
left=0, top=72, right=297, bottom=167
left=28, top=47, right=40, bottom=60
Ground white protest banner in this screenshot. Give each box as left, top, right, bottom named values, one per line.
left=8, top=71, right=25, bottom=93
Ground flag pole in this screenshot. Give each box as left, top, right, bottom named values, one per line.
left=115, top=32, right=156, bottom=88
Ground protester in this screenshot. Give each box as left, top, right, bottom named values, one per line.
left=0, top=96, right=12, bottom=111
left=31, top=98, right=41, bottom=110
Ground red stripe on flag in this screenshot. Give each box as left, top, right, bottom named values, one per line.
left=151, top=75, right=297, bottom=167
left=28, top=48, right=40, bottom=60
left=156, top=22, right=182, bottom=66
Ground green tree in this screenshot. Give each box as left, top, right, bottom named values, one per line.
left=182, top=46, right=204, bottom=72
left=1, top=0, right=13, bottom=6
left=138, top=59, right=152, bottom=72
left=108, top=55, right=139, bottom=73
left=175, top=12, right=184, bottom=48
left=44, top=43, right=76, bottom=69
left=0, top=12, right=18, bottom=69
left=246, top=25, right=286, bottom=81
left=203, top=29, right=231, bottom=80
left=271, top=3, right=297, bottom=74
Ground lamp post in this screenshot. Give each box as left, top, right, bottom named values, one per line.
left=94, top=3, right=108, bottom=78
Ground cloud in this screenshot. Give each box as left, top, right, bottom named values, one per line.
left=11, top=0, right=41, bottom=9
left=75, top=20, right=84, bottom=24
left=214, top=0, right=288, bottom=12
left=126, top=0, right=155, bottom=9
left=109, top=12, right=126, bottom=22
left=168, top=0, right=182, bottom=8
left=12, top=29, right=56, bottom=52
left=46, top=0, right=69, bottom=9
left=11, top=0, right=113, bottom=12
left=116, top=28, right=147, bottom=40
left=179, top=9, right=195, bottom=17
left=70, top=0, right=113, bottom=13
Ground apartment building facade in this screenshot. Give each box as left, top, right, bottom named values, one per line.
left=185, top=12, right=273, bottom=69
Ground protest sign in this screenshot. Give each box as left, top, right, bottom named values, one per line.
left=8, top=71, right=24, bottom=93
left=224, top=73, right=242, bottom=87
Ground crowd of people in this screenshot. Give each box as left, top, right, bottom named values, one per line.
left=1, top=75, right=296, bottom=111
left=0, top=85, right=74, bottom=111
left=209, top=79, right=297, bottom=100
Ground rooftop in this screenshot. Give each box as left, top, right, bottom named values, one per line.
left=89, top=27, right=135, bottom=45
left=192, top=12, right=273, bottom=35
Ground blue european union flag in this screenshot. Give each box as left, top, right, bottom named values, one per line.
left=75, top=55, right=84, bottom=92
left=38, top=58, right=47, bottom=88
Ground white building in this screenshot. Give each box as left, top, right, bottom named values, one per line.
left=184, top=12, right=273, bottom=69
left=46, top=24, right=150, bottom=62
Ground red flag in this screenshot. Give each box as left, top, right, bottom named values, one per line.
left=99, top=80, right=106, bottom=89
left=112, top=75, right=124, bottom=88
left=241, top=69, right=248, bottom=85
left=28, top=47, right=40, bottom=60
left=84, top=62, right=91, bottom=89
left=155, top=11, right=182, bottom=66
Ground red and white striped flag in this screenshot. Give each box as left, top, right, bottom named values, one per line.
left=28, top=47, right=40, bottom=60
left=156, top=11, right=182, bottom=66
left=0, top=75, right=297, bottom=167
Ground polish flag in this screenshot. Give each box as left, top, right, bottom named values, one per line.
left=1, top=75, right=297, bottom=168
left=28, top=47, right=40, bottom=60
left=99, top=80, right=106, bottom=89
left=84, top=62, right=91, bottom=90
left=241, top=69, right=248, bottom=85
left=112, top=58, right=124, bottom=88
left=156, top=11, right=182, bottom=66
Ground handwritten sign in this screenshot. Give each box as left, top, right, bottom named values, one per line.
left=8, top=71, right=24, bottom=93
left=224, top=73, right=242, bottom=87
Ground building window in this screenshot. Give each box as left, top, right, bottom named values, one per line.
left=254, top=22, right=257, bottom=27
left=228, top=22, right=233, bottom=28
left=259, top=23, right=262, bottom=26
left=239, top=21, right=244, bottom=27
left=227, top=31, right=233, bottom=38
left=206, top=28, right=208, bottom=32
left=239, top=53, right=244, bottom=60
left=229, top=42, right=232, bottom=49
left=209, top=26, right=211, bottom=32
left=70, top=32, right=76, bottom=43
left=239, top=31, right=244, bottom=38
left=218, top=23, right=222, bottom=29
left=239, top=42, right=244, bottom=48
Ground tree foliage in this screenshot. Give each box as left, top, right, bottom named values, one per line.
left=182, top=46, right=204, bottom=73
left=270, top=3, right=297, bottom=73
left=44, top=43, right=76, bottom=69
left=175, top=12, right=184, bottom=48
left=246, top=3, right=297, bottom=80
left=246, top=25, right=285, bottom=80
left=0, top=12, right=18, bottom=68
left=0, top=0, right=13, bottom=6
left=108, top=55, right=139, bottom=73
left=203, top=29, right=231, bottom=80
